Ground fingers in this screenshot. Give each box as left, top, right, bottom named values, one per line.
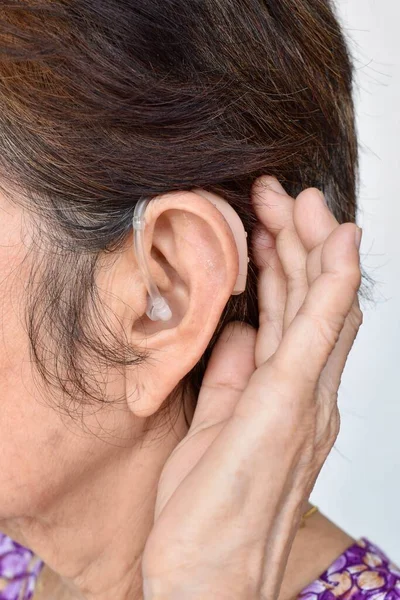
left=251, top=177, right=308, bottom=350
left=293, top=188, right=363, bottom=393
left=293, top=187, right=340, bottom=286
left=249, top=176, right=362, bottom=410
left=251, top=226, right=287, bottom=367
left=265, top=222, right=362, bottom=398
left=293, top=187, right=339, bottom=253
left=190, top=322, right=257, bottom=430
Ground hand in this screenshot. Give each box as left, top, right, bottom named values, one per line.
left=141, top=176, right=363, bottom=600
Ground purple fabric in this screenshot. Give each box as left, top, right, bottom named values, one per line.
left=298, top=538, right=400, bottom=600
left=0, top=531, right=398, bottom=599
left=0, top=533, right=44, bottom=600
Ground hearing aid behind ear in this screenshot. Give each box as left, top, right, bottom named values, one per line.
left=132, top=190, right=249, bottom=322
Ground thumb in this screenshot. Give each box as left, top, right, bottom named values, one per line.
left=190, top=322, right=257, bottom=431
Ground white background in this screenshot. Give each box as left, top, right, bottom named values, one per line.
left=310, top=0, right=400, bottom=564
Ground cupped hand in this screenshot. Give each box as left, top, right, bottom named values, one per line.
left=141, top=177, right=363, bottom=600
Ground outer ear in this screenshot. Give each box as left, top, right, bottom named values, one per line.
left=116, top=190, right=241, bottom=418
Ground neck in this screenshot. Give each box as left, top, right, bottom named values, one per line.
left=1, top=409, right=190, bottom=600
left=1, top=391, right=353, bottom=600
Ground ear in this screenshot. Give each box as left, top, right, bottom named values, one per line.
left=101, top=190, right=241, bottom=418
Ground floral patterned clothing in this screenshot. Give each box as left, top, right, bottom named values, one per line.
left=0, top=532, right=398, bottom=599
left=298, top=538, right=400, bottom=600
left=0, top=534, right=43, bottom=600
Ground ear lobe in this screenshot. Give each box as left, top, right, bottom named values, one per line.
left=123, top=190, right=241, bottom=419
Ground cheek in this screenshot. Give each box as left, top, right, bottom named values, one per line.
left=0, top=276, right=122, bottom=520
left=0, top=352, right=68, bottom=517
left=0, top=330, right=88, bottom=518
left=0, top=199, right=128, bottom=521
left=0, top=232, right=85, bottom=518
left=0, top=356, right=102, bottom=519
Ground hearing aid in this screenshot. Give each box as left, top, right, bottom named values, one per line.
left=132, top=189, right=249, bottom=322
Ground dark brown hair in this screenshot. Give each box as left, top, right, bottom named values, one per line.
left=0, top=0, right=366, bottom=438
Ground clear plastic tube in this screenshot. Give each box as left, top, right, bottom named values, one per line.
left=133, top=197, right=173, bottom=322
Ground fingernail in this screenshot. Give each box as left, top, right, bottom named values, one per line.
left=354, top=226, right=363, bottom=250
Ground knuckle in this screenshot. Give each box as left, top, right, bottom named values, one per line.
left=306, top=311, right=343, bottom=348
left=204, top=378, right=245, bottom=395
left=317, top=419, right=340, bottom=459
left=287, top=265, right=306, bottom=281
left=330, top=409, right=341, bottom=442
left=314, top=398, right=340, bottom=449
left=287, top=269, right=308, bottom=294
left=258, top=309, right=285, bottom=334
left=266, top=358, right=310, bottom=398
left=318, top=316, right=341, bottom=346
left=344, top=304, right=364, bottom=335
left=352, top=305, right=364, bottom=328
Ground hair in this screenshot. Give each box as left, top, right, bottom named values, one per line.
left=0, top=0, right=368, bottom=439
